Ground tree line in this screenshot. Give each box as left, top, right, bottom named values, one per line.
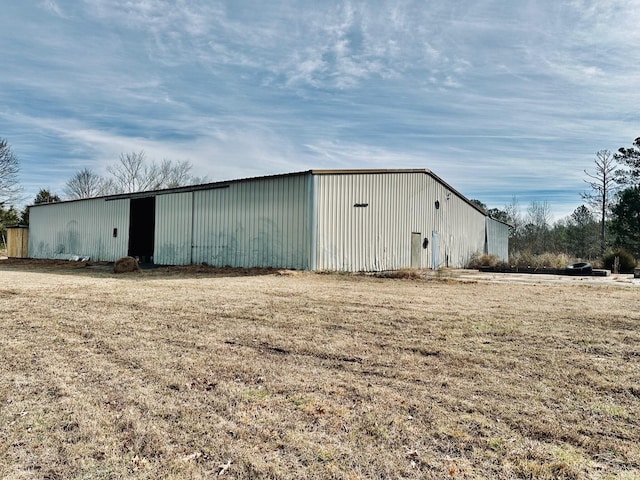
left=2, top=136, right=640, bottom=264
left=64, top=151, right=206, bottom=199
left=0, top=146, right=204, bottom=241
left=470, top=137, right=640, bottom=263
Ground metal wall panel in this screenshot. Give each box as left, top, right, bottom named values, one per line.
left=427, top=177, right=487, bottom=269
left=314, top=172, right=487, bottom=271
left=26, top=170, right=504, bottom=271
left=154, top=192, right=193, bottom=265
left=28, top=198, right=130, bottom=261
left=189, top=175, right=310, bottom=269
left=486, top=217, right=509, bottom=262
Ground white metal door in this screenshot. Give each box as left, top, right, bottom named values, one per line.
left=432, top=230, right=440, bottom=269
left=411, top=232, right=421, bottom=269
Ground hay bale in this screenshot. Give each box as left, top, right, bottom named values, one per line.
left=114, top=256, right=141, bottom=274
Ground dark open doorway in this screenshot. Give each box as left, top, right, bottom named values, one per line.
left=128, top=197, right=155, bottom=263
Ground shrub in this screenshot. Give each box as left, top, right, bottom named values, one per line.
left=537, top=252, right=572, bottom=269
left=467, top=253, right=501, bottom=269
left=602, top=250, right=637, bottom=273
left=509, top=252, right=572, bottom=269
left=374, top=269, right=423, bottom=279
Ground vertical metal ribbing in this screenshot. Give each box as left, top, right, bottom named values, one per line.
left=190, top=190, right=195, bottom=265
left=308, top=173, right=317, bottom=271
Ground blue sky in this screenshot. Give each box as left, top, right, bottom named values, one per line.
left=1, top=1, right=639, bottom=220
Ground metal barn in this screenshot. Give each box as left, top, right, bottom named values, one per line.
left=28, top=169, right=508, bottom=271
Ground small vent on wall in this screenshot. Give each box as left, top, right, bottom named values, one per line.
left=353, top=203, right=369, bottom=208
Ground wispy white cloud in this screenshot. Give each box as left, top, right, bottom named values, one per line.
left=1, top=0, right=639, bottom=220
left=40, top=0, right=66, bottom=18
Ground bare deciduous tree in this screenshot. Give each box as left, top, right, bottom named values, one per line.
left=0, top=139, right=21, bottom=206
left=65, top=151, right=204, bottom=198
left=581, top=150, right=618, bottom=254
left=64, top=168, right=107, bottom=199
left=107, top=151, right=201, bottom=193
left=157, top=159, right=193, bottom=189
left=107, top=151, right=149, bottom=193
left=503, top=196, right=523, bottom=254
left=523, top=200, right=553, bottom=254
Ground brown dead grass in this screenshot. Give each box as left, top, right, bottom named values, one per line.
left=0, top=262, right=639, bottom=479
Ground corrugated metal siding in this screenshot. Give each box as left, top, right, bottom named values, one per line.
left=154, top=192, right=193, bottom=265
left=314, top=173, right=412, bottom=271
left=428, top=179, right=486, bottom=269
left=314, top=172, right=487, bottom=271
left=486, top=218, right=509, bottom=262
left=153, top=175, right=310, bottom=268
left=28, top=198, right=130, bottom=261
left=25, top=170, right=504, bottom=271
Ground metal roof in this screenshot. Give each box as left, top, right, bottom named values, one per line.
left=29, top=168, right=490, bottom=216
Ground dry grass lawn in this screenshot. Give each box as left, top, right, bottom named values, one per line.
left=0, top=262, right=639, bottom=479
